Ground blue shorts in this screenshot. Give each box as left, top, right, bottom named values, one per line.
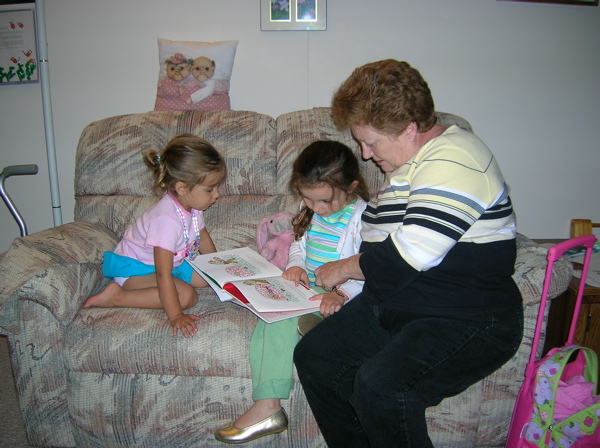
left=102, top=251, right=194, bottom=285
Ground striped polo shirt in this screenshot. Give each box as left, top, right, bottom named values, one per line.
left=361, top=125, right=517, bottom=273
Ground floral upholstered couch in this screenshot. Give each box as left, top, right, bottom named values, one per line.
left=0, top=108, right=572, bottom=448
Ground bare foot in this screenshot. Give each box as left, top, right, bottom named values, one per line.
left=234, top=399, right=282, bottom=428
left=83, top=282, right=122, bottom=308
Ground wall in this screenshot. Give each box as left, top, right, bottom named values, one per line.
left=0, top=0, right=599, bottom=253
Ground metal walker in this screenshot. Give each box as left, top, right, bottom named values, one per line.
left=0, top=164, right=39, bottom=237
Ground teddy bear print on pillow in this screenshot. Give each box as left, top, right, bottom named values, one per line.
left=154, top=38, right=238, bottom=111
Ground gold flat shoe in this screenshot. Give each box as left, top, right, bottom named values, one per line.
left=214, top=408, right=288, bottom=444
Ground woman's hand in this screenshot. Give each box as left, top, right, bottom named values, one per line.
left=170, top=313, right=200, bottom=338
left=282, top=266, right=309, bottom=287
left=310, top=290, right=348, bottom=318
left=314, top=254, right=363, bottom=291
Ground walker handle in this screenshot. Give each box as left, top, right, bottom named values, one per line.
left=1, top=164, right=39, bottom=177
left=0, top=164, right=39, bottom=237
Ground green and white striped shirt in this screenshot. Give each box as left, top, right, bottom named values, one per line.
left=305, top=200, right=357, bottom=285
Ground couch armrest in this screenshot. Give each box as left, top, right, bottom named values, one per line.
left=0, top=222, right=118, bottom=334
left=514, top=233, right=573, bottom=306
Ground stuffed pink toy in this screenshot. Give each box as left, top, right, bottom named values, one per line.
left=256, top=211, right=295, bottom=270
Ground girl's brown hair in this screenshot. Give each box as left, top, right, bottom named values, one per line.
left=290, top=140, right=370, bottom=239
left=143, top=133, right=227, bottom=196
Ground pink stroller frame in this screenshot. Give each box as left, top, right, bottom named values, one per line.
left=505, top=234, right=599, bottom=447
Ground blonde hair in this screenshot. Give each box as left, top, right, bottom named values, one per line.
left=143, top=133, right=227, bottom=196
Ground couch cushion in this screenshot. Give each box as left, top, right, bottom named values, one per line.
left=0, top=222, right=118, bottom=334
left=64, top=290, right=256, bottom=377
left=514, top=233, right=573, bottom=305
left=153, top=38, right=238, bottom=112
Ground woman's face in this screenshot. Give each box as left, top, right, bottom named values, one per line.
left=351, top=124, right=416, bottom=172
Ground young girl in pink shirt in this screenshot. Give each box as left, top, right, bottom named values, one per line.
left=84, top=134, right=227, bottom=338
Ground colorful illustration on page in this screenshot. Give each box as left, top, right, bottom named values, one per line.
left=208, top=254, right=259, bottom=277
left=243, top=279, right=300, bottom=303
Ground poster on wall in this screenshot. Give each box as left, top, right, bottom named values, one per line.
left=0, top=4, right=38, bottom=85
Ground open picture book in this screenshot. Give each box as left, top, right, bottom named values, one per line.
left=188, top=247, right=323, bottom=323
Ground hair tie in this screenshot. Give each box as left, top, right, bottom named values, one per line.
left=156, top=155, right=162, bottom=166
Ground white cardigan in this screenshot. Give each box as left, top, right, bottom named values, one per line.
left=285, top=199, right=367, bottom=301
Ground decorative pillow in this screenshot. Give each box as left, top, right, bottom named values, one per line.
left=154, top=38, right=238, bottom=111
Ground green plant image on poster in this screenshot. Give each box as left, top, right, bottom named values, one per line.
left=0, top=6, right=38, bottom=84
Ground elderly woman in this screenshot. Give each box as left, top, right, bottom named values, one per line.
left=293, top=60, right=523, bottom=448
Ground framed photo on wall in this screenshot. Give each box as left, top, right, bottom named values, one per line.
left=498, top=0, right=598, bottom=5
left=261, top=0, right=327, bottom=31
left=0, top=3, right=38, bottom=85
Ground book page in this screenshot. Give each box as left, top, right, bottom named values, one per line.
left=189, top=247, right=283, bottom=288
left=227, top=296, right=319, bottom=324
left=225, top=277, right=321, bottom=313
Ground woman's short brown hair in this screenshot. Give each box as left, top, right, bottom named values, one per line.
left=331, top=59, right=437, bottom=136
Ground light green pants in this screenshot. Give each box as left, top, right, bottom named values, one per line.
left=249, top=317, right=300, bottom=401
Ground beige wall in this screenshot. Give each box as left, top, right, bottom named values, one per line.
left=1, top=0, right=599, bottom=252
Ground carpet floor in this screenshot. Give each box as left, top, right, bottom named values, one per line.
left=0, top=335, right=32, bottom=448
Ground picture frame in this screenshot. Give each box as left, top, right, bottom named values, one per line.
left=498, top=0, right=597, bottom=5
left=0, top=3, right=38, bottom=85
left=261, top=0, right=326, bottom=31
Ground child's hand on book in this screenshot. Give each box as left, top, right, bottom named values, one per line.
left=311, top=290, right=348, bottom=318
left=170, top=313, right=200, bottom=338
left=282, top=266, right=309, bottom=287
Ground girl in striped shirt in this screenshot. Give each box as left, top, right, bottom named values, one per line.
left=214, top=140, right=370, bottom=444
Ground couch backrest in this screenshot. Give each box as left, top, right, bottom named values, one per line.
left=74, top=108, right=473, bottom=251
left=75, top=110, right=277, bottom=248
left=276, top=107, right=473, bottom=200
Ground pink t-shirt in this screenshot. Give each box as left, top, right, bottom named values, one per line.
left=114, top=194, right=205, bottom=267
